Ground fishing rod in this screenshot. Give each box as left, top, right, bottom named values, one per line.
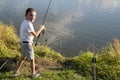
left=0, top=59, right=9, bottom=70
left=91, top=44, right=99, bottom=80
left=88, top=43, right=98, bottom=80
left=35, top=0, right=52, bottom=46
left=93, top=51, right=97, bottom=80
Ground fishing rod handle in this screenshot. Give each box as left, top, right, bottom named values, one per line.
left=92, top=57, right=96, bottom=63
left=41, top=24, right=46, bottom=34
left=42, top=30, right=45, bottom=34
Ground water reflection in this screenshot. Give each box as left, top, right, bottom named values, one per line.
left=100, top=0, right=119, bottom=11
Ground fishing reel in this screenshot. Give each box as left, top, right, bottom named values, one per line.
left=42, top=29, right=45, bottom=34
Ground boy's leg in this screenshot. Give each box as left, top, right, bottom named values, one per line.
left=30, top=59, right=35, bottom=75
left=30, top=59, right=40, bottom=78
left=14, top=56, right=26, bottom=73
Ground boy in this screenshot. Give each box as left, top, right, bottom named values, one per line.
left=14, top=8, right=45, bottom=78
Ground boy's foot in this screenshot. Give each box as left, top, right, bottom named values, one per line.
left=13, top=71, right=19, bottom=77
left=32, top=73, right=40, bottom=78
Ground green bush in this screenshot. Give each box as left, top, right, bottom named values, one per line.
left=71, top=39, right=120, bottom=80
left=72, top=51, right=93, bottom=78
left=96, top=38, right=120, bottom=80
left=0, top=22, right=20, bottom=57
left=0, top=41, right=9, bottom=57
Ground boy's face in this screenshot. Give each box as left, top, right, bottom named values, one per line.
left=26, top=11, right=36, bottom=23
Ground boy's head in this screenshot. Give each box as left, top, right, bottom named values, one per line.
left=25, top=8, right=36, bottom=22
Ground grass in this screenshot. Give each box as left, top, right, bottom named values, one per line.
left=0, top=22, right=120, bottom=80
left=0, top=22, right=20, bottom=58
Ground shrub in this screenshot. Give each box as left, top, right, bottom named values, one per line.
left=97, top=38, right=120, bottom=80
left=0, top=22, right=20, bottom=58
left=72, top=51, right=93, bottom=78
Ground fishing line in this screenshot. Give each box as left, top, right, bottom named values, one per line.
left=35, top=0, right=52, bottom=46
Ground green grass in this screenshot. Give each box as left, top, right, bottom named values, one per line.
left=0, top=22, right=20, bottom=58
left=0, top=22, right=120, bottom=80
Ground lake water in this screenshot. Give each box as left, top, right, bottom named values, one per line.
left=0, top=0, right=120, bottom=57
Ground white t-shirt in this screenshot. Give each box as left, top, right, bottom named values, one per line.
left=20, top=19, right=35, bottom=43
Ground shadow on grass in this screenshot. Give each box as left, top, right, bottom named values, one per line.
left=0, top=57, right=18, bottom=72
left=47, top=59, right=74, bottom=71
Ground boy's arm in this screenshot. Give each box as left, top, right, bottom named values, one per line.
left=31, top=25, right=45, bottom=37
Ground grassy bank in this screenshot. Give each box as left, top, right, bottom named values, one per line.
left=0, top=22, right=120, bottom=80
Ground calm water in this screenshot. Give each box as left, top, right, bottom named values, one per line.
left=0, top=0, right=120, bottom=57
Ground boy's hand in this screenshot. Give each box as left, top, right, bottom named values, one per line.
left=40, top=25, right=46, bottom=31
left=41, top=25, right=46, bottom=34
